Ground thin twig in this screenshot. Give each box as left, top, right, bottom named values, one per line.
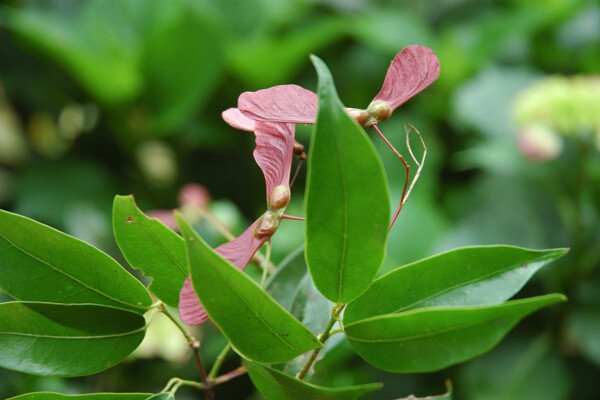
left=372, top=124, right=410, bottom=231
left=260, top=240, right=272, bottom=288
left=281, top=214, right=305, bottom=221
left=208, top=343, right=232, bottom=381
left=402, top=123, right=428, bottom=206
left=290, top=159, right=304, bottom=188
left=159, top=304, right=213, bottom=400
left=296, top=304, right=345, bottom=380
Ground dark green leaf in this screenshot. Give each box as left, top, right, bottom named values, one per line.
left=305, top=55, right=390, bottom=304
left=176, top=214, right=321, bottom=364
left=0, top=302, right=146, bottom=377
left=0, top=209, right=152, bottom=314
left=113, top=195, right=188, bottom=308
left=344, top=246, right=567, bottom=324
left=344, top=294, right=565, bottom=373
left=245, top=360, right=382, bottom=400
left=7, top=394, right=153, bottom=400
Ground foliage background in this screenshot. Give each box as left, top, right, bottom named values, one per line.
left=0, top=0, right=599, bottom=398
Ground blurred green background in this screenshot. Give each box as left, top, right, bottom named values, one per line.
left=1, top=0, right=599, bottom=399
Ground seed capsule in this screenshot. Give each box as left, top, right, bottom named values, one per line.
left=268, top=185, right=290, bottom=212
left=367, top=100, right=392, bottom=124
left=253, top=211, right=281, bottom=239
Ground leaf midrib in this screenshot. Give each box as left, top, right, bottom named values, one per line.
left=0, top=325, right=146, bottom=340
left=196, top=243, right=312, bottom=354
left=0, top=231, right=146, bottom=312
left=345, top=306, right=533, bottom=344
left=393, top=254, right=557, bottom=313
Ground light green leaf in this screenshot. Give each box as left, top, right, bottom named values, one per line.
left=305, top=55, right=390, bottom=304
left=176, top=214, right=321, bottom=364
left=0, top=302, right=146, bottom=377
left=344, top=246, right=567, bottom=324
left=0, top=209, right=152, bottom=314
left=344, top=294, right=566, bottom=373
left=7, top=393, right=153, bottom=400
left=245, top=360, right=382, bottom=400
left=113, top=195, right=188, bottom=308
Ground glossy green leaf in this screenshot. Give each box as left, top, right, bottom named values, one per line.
left=7, top=393, right=153, bottom=400
left=305, top=55, right=390, bottom=304
left=0, top=302, right=146, bottom=377
left=0, top=209, right=152, bottom=314
left=245, top=360, right=382, bottom=400
left=344, top=246, right=568, bottom=324
left=176, top=214, right=322, bottom=364
left=113, top=195, right=188, bottom=308
left=344, top=294, right=565, bottom=373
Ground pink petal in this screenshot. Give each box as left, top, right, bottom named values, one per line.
left=178, top=220, right=268, bottom=325
left=372, top=45, right=440, bottom=112
left=222, top=108, right=255, bottom=132
left=253, top=121, right=295, bottom=198
left=238, top=84, right=318, bottom=124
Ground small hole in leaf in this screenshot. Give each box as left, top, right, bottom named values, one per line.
left=189, top=236, right=194, bottom=241
left=126, top=216, right=134, bottom=223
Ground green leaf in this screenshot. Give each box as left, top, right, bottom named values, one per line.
left=344, top=246, right=568, bottom=324
left=305, top=55, right=390, bottom=304
left=0, top=302, right=146, bottom=377
left=176, top=214, right=322, bottom=364
left=7, top=394, right=153, bottom=400
left=396, top=380, right=452, bottom=400
left=245, top=360, right=382, bottom=400
left=145, top=394, right=174, bottom=400
left=113, top=195, right=188, bottom=308
left=265, top=245, right=307, bottom=310
left=0, top=209, right=152, bottom=314
left=344, top=294, right=566, bottom=373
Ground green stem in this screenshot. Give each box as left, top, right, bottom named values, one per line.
left=296, top=304, right=345, bottom=380
left=159, top=303, right=213, bottom=400
left=168, top=378, right=204, bottom=394
left=164, top=367, right=248, bottom=396
left=208, top=343, right=232, bottom=380
left=260, top=240, right=272, bottom=288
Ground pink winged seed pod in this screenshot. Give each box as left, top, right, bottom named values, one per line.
left=237, top=45, right=440, bottom=128
left=179, top=113, right=297, bottom=325
left=179, top=45, right=439, bottom=325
